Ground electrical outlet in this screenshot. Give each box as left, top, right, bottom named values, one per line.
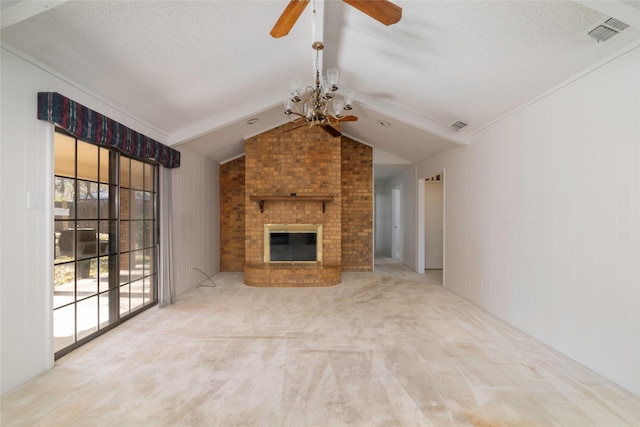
left=480, top=280, right=484, bottom=289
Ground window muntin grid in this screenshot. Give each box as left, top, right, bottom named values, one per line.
left=53, top=129, right=158, bottom=358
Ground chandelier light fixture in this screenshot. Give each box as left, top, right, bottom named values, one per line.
left=283, top=41, right=356, bottom=132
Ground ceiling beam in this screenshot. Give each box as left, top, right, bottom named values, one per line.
left=355, top=92, right=470, bottom=146
left=311, top=0, right=325, bottom=75
left=1, top=1, right=69, bottom=30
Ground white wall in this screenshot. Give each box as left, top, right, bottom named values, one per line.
left=417, top=46, right=640, bottom=396
left=171, top=148, right=219, bottom=296
left=0, top=48, right=219, bottom=394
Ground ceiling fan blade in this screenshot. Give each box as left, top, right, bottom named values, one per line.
left=338, top=115, right=358, bottom=122
left=321, top=125, right=342, bottom=137
left=270, top=0, right=310, bottom=38
left=342, top=0, right=402, bottom=26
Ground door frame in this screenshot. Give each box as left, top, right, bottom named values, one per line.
left=417, top=169, right=446, bottom=287
left=391, top=187, right=402, bottom=260
left=424, top=178, right=444, bottom=269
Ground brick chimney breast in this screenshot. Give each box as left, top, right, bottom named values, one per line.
left=219, top=122, right=372, bottom=286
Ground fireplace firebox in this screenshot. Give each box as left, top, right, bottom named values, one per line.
left=264, top=224, right=323, bottom=263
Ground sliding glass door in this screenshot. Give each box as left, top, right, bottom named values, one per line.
left=119, top=157, right=157, bottom=317
left=53, top=130, right=158, bottom=357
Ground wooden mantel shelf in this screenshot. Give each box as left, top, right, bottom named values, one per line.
left=250, top=195, right=334, bottom=213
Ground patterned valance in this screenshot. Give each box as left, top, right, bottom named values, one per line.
left=37, top=92, right=180, bottom=168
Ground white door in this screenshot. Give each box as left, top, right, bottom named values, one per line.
left=425, top=182, right=444, bottom=269
left=391, top=188, right=401, bottom=260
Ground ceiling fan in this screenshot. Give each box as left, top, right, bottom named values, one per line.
left=270, top=0, right=402, bottom=38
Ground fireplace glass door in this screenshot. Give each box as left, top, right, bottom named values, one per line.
left=270, top=232, right=317, bottom=262
left=264, top=224, right=322, bottom=263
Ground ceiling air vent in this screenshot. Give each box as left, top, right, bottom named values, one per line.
left=588, top=25, right=619, bottom=42
left=450, top=121, right=467, bottom=131
left=588, top=17, right=630, bottom=43
left=604, top=17, right=630, bottom=32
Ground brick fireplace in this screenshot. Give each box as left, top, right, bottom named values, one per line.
left=219, top=121, right=373, bottom=286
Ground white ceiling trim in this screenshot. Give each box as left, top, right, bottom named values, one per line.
left=1, top=1, right=69, bottom=29
left=312, top=0, right=325, bottom=74
left=168, top=90, right=471, bottom=148
left=219, top=152, right=247, bottom=165
left=1, top=44, right=170, bottom=143
left=167, top=97, right=288, bottom=146
left=355, top=92, right=469, bottom=146
left=469, top=38, right=640, bottom=139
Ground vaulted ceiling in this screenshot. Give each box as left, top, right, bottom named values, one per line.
left=2, top=1, right=640, bottom=166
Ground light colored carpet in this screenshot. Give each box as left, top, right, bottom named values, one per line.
left=2, top=261, right=639, bottom=426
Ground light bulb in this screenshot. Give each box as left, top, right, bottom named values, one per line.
left=289, top=76, right=302, bottom=101
left=342, top=87, right=355, bottom=110
left=321, top=77, right=331, bottom=98
left=326, top=68, right=339, bottom=91
left=332, top=99, right=344, bottom=117
left=284, top=97, right=293, bottom=114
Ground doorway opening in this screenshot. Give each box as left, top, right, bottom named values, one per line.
left=391, top=187, right=402, bottom=260
left=424, top=173, right=444, bottom=286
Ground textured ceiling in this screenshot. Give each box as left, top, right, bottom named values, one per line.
left=2, top=1, right=640, bottom=166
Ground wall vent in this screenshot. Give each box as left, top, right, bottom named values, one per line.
left=450, top=121, right=468, bottom=131
left=588, top=17, right=630, bottom=43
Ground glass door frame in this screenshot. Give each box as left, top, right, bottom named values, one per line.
left=53, top=128, right=159, bottom=359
